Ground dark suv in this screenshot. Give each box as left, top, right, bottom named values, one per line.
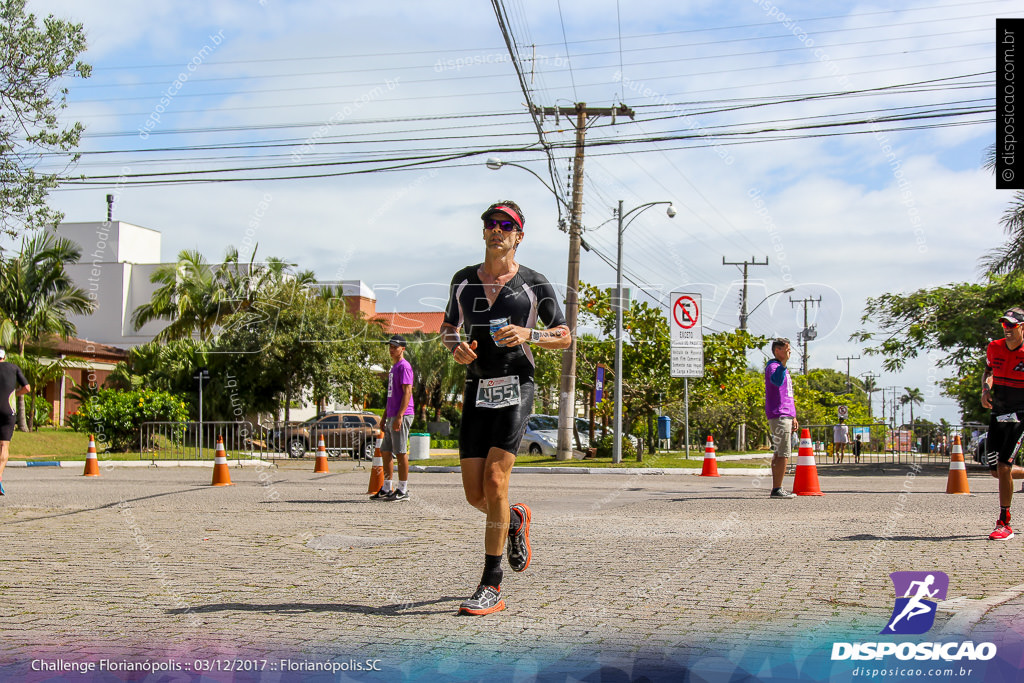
left=274, top=412, right=381, bottom=459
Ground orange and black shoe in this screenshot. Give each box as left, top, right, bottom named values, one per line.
left=507, top=503, right=532, bottom=572
left=458, top=584, right=506, bottom=615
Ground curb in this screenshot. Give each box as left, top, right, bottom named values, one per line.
left=8, top=459, right=272, bottom=469
left=409, top=465, right=772, bottom=476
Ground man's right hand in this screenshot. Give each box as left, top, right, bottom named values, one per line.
left=453, top=339, right=478, bottom=365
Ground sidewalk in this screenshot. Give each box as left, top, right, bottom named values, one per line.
left=0, top=465, right=1018, bottom=682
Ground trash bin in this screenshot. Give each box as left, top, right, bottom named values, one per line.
left=657, top=416, right=671, bottom=441
left=409, top=433, right=431, bottom=461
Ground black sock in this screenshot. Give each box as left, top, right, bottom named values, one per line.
left=508, top=506, right=521, bottom=535
left=1001, top=507, right=1011, bottom=524
left=481, top=554, right=503, bottom=587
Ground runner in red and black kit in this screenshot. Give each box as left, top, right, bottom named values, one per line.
left=0, top=347, right=31, bottom=496
left=981, top=307, right=1024, bottom=540
left=440, top=200, right=570, bottom=615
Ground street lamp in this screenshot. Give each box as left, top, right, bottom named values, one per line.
left=740, top=287, right=795, bottom=331
left=485, top=157, right=570, bottom=212
left=613, top=199, right=675, bottom=463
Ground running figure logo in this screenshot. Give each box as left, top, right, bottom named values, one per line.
left=882, top=571, right=949, bottom=635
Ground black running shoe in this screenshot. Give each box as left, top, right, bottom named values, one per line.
left=369, top=487, right=390, bottom=500
left=385, top=489, right=409, bottom=501
left=458, top=584, right=505, bottom=615
left=507, top=503, right=531, bottom=572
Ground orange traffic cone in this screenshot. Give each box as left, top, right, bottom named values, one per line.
left=945, top=435, right=970, bottom=495
left=83, top=434, right=100, bottom=477
left=313, top=435, right=329, bottom=473
left=367, top=429, right=385, bottom=495
left=211, top=435, right=234, bottom=487
left=792, top=428, right=824, bottom=496
left=700, top=435, right=720, bottom=477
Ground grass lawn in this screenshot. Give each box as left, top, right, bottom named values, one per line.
left=421, top=451, right=772, bottom=469
left=5, top=427, right=257, bottom=461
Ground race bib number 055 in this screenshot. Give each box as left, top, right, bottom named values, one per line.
left=475, top=375, right=521, bottom=409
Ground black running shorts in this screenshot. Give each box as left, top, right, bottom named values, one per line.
left=0, top=413, right=15, bottom=442
left=459, top=378, right=534, bottom=459
left=986, top=410, right=1024, bottom=469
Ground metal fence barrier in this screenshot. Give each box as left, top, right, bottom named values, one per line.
left=139, top=420, right=376, bottom=462
left=139, top=421, right=263, bottom=460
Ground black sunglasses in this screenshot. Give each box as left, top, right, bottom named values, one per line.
left=483, top=218, right=519, bottom=232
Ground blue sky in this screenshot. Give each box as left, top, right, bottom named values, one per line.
left=18, top=0, right=1024, bottom=423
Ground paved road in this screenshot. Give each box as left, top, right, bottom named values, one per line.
left=0, top=461, right=1020, bottom=681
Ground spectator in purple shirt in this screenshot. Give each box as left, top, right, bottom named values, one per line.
left=371, top=335, right=415, bottom=502
left=765, top=338, right=799, bottom=499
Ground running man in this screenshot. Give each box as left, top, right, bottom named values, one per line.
left=440, top=200, right=571, bottom=615
left=982, top=307, right=1024, bottom=540
left=885, top=574, right=938, bottom=632
left=0, top=348, right=31, bottom=495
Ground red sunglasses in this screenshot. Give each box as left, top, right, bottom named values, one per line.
left=1002, top=321, right=1019, bottom=330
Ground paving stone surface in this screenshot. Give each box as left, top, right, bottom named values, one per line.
left=0, top=461, right=1020, bottom=680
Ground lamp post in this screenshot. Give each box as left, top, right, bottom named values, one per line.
left=613, top=199, right=676, bottom=463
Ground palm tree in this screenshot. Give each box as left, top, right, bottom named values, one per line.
left=0, top=232, right=93, bottom=430
left=900, top=386, right=924, bottom=433
left=132, top=248, right=312, bottom=342
left=860, top=375, right=879, bottom=418
left=980, top=145, right=1024, bottom=274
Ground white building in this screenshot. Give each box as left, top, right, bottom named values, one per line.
left=56, top=221, right=170, bottom=348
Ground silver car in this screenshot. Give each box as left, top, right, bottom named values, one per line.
left=519, top=414, right=592, bottom=455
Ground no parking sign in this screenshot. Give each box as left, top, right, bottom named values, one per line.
left=670, top=292, right=704, bottom=378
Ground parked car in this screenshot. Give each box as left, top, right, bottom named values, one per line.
left=519, top=414, right=592, bottom=455
left=271, top=412, right=381, bottom=459
left=969, top=432, right=988, bottom=466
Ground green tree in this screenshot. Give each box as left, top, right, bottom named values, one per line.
left=578, top=282, right=674, bottom=454
left=214, top=282, right=387, bottom=420
left=852, top=273, right=1024, bottom=422
left=0, top=0, right=90, bottom=240
left=131, top=247, right=313, bottom=342
left=0, top=231, right=92, bottom=429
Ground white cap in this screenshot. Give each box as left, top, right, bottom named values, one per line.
left=0, top=348, right=6, bottom=360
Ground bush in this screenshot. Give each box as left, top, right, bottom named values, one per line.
left=594, top=433, right=638, bottom=459
left=430, top=438, right=458, bottom=449
left=68, top=388, right=190, bottom=452
left=27, top=394, right=52, bottom=428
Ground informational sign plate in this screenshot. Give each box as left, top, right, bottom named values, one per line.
left=670, top=292, right=704, bottom=378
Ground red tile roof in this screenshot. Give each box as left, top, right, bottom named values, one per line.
left=374, top=312, right=445, bottom=335
left=37, top=337, right=129, bottom=362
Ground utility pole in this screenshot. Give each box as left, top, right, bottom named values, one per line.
left=789, top=295, right=822, bottom=374
left=860, top=371, right=879, bottom=418
left=534, top=102, right=635, bottom=461
left=837, top=354, right=860, bottom=393
left=723, top=256, right=769, bottom=331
